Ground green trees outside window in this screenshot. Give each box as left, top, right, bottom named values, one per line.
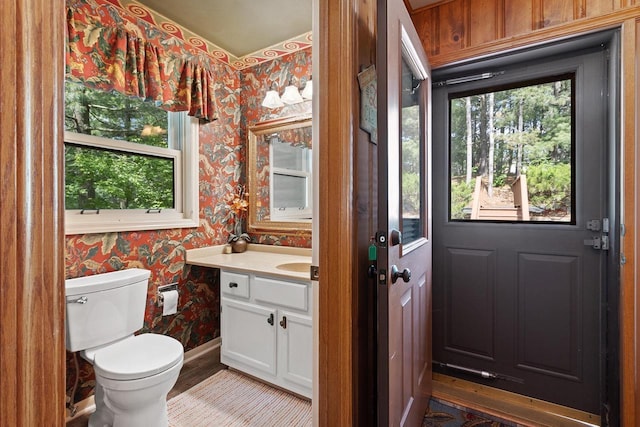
left=449, top=77, right=573, bottom=221
left=64, top=82, right=176, bottom=211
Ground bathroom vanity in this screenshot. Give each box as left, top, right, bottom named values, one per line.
left=186, top=244, right=312, bottom=399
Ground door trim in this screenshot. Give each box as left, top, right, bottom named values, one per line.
left=318, top=0, right=357, bottom=425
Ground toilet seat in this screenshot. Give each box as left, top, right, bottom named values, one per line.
left=93, top=333, right=183, bottom=381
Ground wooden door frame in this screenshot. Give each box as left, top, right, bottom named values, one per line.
left=1, top=0, right=66, bottom=425
left=317, top=0, right=357, bottom=424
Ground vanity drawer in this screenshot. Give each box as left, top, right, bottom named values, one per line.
left=253, top=276, right=308, bottom=311
left=221, top=271, right=250, bottom=299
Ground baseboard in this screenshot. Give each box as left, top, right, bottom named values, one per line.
left=184, top=337, right=221, bottom=364
left=432, top=373, right=600, bottom=427
left=65, top=338, right=221, bottom=423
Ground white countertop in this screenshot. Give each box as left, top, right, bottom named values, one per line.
left=185, top=244, right=312, bottom=281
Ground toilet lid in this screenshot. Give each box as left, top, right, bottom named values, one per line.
left=93, top=334, right=184, bottom=381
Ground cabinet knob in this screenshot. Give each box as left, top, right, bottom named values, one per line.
left=267, top=313, right=274, bottom=325
left=228, top=282, right=238, bottom=288
left=279, top=316, right=287, bottom=329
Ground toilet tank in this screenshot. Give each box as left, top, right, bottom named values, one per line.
left=65, top=268, right=151, bottom=352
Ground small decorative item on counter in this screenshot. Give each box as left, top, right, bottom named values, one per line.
left=230, top=237, right=249, bottom=253
left=226, top=184, right=252, bottom=253
left=223, top=244, right=232, bottom=254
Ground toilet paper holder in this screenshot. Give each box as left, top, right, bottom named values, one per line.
left=158, top=283, right=178, bottom=306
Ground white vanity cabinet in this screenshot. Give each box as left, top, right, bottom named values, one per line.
left=220, top=270, right=312, bottom=398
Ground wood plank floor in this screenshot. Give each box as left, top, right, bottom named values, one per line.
left=66, top=347, right=225, bottom=427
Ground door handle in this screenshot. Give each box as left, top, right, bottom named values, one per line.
left=267, top=313, right=274, bottom=325
left=279, top=316, right=287, bottom=329
left=228, top=282, right=238, bottom=288
left=390, top=265, right=411, bottom=283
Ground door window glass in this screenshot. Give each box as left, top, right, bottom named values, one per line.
left=449, top=76, right=574, bottom=223
left=401, top=56, right=425, bottom=244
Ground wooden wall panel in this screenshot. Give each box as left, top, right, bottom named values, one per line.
left=586, top=0, right=615, bottom=17
left=413, top=7, right=439, bottom=57
left=469, top=0, right=504, bottom=46
left=541, top=0, right=575, bottom=28
left=411, top=1, right=640, bottom=68
left=504, top=0, right=534, bottom=37
left=620, top=16, right=639, bottom=427
left=438, top=0, right=468, bottom=54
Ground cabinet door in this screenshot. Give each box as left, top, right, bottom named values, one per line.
left=221, top=298, right=277, bottom=375
left=278, top=310, right=313, bottom=389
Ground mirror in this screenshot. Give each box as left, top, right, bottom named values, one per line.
left=248, top=115, right=313, bottom=236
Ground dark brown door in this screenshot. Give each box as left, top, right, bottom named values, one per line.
left=377, top=0, right=432, bottom=425
left=432, top=36, right=614, bottom=414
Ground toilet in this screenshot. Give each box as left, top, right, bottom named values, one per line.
left=65, top=268, right=184, bottom=427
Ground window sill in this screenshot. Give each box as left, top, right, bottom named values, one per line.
left=65, top=213, right=199, bottom=235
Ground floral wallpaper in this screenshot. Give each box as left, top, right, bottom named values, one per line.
left=64, top=0, right=313, bottom=408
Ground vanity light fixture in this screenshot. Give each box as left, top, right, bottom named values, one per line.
left=280, top=83, right=304, bottom=105
left=301, top=78, right=313, bottom=100
left=261, top=85, right=285, bottom=109
left=261, top=77, right=313, bottom=109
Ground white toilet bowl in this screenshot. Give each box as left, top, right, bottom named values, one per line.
left=65, top=269, right=184, bottom=427
left=84, top=333, right=184, bottom=427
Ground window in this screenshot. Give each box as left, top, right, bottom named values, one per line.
left=64, top=82, right=199, bottom=234
left=449, top=76, right=574, bottom=223
left=400, top=54, right=425, bottom=245
left=269, top=135, right=312, bottom=221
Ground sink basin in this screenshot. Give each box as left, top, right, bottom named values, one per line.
left=276, top=262, right=311, bottom=273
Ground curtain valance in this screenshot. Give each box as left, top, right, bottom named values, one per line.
left=65, top=7, right=217, bottom=121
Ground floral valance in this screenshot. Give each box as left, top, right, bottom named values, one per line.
left=65, top=7, right=217, bottom=122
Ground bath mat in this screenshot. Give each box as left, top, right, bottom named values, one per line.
left=167, top=369, right=312, bottom=427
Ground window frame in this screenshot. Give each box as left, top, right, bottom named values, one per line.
left=64, top=111, right=199, bottom=235
left=446, top=74, right=576, bottom=224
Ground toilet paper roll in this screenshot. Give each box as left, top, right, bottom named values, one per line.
left=162, top=289, right=179, bottom=316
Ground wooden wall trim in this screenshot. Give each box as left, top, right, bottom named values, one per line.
left=318, top=0, right=356, bottom=425
left=1, top=2, right=18, bottom=424
left=1, top=0, right=66, bottom=424
left=421, top=4, right=640, bottom=68
left=621, top=16, right=640, bottom=427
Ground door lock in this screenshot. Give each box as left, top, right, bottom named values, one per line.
left=584, top=218, right=610, bottom=251
left=584, top=235, right=609, bottom=250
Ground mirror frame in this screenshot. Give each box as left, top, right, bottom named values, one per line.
left=247, top=114, right=313, bottom=236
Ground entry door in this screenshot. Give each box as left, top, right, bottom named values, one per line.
left=377, top=0, right=432, bottom=425
left=432, top=41, right=610, bottom=414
